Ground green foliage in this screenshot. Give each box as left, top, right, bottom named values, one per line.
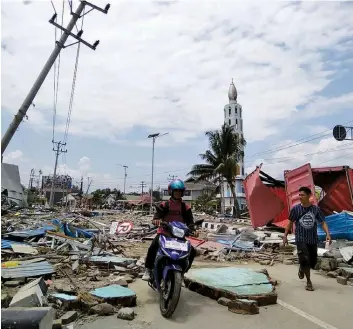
left=188, top=123, right=246, bottom=218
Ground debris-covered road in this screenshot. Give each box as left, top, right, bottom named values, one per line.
left=78, top=262, right=353, bottom=329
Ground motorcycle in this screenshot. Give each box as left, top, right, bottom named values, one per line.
left=148, top=221, right=193, bottom=318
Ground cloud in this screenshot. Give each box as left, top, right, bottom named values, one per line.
left=245, top=136, right=353, bottom=180
left=2, top=1, right=353, bottom=145
left=3, top=150, right=25, bottom=163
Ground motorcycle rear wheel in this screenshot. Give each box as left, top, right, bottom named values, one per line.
left=159, top=271, right=182, bottom=318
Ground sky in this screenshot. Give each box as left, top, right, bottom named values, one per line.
left=1, top=0, right=353, bottom=193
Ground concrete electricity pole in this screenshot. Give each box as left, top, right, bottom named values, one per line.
left=49, top=141, right=67, bottom=207
left=1, top=1, right=110, bottom=156
left=117, top=164, right=128, bottom=195
left=147, top=132, right=169, bottom=214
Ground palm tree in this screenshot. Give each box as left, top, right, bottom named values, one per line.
left=188, top=123, right=246, bottom=218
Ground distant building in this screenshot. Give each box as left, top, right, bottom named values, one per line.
left=218, top=80, right=247, bottom=212
left=161, top=178, right=216, bottom=206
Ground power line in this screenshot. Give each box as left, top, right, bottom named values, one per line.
left=246, top=119, right=353, bottom=159
left=63, top=6, right=85, bottom=145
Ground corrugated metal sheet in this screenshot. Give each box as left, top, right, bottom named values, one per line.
left=319, top=174, right=353, bottom=214
left=1, top=163, right=27, bottom=207
left=1, top=261, right=55, bottom=279
left=267, top=186, right=289, bottom=228
left=284, top=163, right=318, bottom=209
left=243, top=165, right=285, bottom=228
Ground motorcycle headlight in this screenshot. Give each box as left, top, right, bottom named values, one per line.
left=171, top=226, right=185, bottom=238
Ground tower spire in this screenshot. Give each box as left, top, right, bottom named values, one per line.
left=228, top=79, right=237, bottom=101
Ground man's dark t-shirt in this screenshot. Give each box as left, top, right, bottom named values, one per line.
left=289, top=204, right=325, bottom=245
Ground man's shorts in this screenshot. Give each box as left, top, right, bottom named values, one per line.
left=297, top=242, right=318, bottom=270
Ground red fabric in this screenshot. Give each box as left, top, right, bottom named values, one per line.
left=157, top=199, right=190, bottom=234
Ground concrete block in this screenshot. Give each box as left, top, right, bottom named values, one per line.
left=10, top=285, right=44, bottom=308
left=89, top=303, right=115, bottom=316
left=60, top=311, right=78, bottom=325
left=52, top=319, right=62, bottom=329
left=320, top=258, right=338, bottom=271
left=217, top=297, right=232, bottom=307
left=327, top=271, right=338, bottom=278
left=228, top=299, right=259, bottom=315
left=117, top=307, right=135, bottom=320
left=340, top=267, right=353, bottom=279
left=1, top=307, right=54, bottom=329
left=19, top=277, right=48, bottom=295
left=337, top=276, right=348, bottom=285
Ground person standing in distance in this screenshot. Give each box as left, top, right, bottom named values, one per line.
left=283, top=186, right=331, bottom=291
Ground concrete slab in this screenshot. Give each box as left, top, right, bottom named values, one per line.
left=1, top=307, right=54, bottom=329
left=184, top=267, right=277, bottom=306
left=89, top=285, right=137, bottom=306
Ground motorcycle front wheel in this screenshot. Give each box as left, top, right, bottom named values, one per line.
left=159, top=271, right=182, bottom=318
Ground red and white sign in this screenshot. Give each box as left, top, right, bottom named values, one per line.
left=116, top=221, right=134, bottom=235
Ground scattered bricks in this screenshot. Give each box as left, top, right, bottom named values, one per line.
left=52, top=319, right=62, bottom=329
left=4, top=280, right=23, bottom=287
left=89, top=303, right=115, bottom=316
left=259, top=260, right=271, bottom=266
left=320, top=258, right=338, bottom=271
left=228, top=299, right=259, bottom=315
left=327, top=271, right=338, bottom=278
left=217, top=297, right=232, bottom=307
left=283, top=259, right=293, bottom=265
left=117, top=307, right=135, bottom=321
left=1, top=307, right=54, bottom=329
left=337, top=276, right=348, bottom=285
left=60, top=311, right=78, bottom=325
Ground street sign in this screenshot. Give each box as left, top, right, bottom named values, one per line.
left=333, top=125, right=347, bottom=141
left=116, top=221, right=134, bottom=234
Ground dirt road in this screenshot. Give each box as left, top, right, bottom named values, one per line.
left=78, top=262, right=352, bottom=329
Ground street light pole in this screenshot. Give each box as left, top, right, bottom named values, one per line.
left=117, top=164, right=128, bottom=210
left=148, top=132, right=169, bottom=214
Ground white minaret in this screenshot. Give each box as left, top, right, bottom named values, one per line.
left=224, top=79, right=244, bottom=176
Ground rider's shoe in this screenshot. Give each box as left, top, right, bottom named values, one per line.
left=142, top=269, right=151, bottom=281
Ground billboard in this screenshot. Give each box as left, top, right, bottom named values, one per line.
left=42, top=175, right=72, bottom=190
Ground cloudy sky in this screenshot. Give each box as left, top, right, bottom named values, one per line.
left=2, top=0, right=353, bottom=192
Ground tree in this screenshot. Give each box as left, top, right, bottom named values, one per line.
left=188, top=123, right=246, bottom=218
left=194, top=193, right=219, bottom=215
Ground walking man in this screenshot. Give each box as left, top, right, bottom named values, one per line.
left=283, top=186, right=331, bottom=291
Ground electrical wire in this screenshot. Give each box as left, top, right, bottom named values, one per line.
left=246, top=119, right=353, bottom=159
left=63, top=6, right=85, bottom=145
left=52, top=0, right=65, bottom=142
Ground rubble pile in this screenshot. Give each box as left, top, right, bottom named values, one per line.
left=1, top=208, right=150, bottom=328
left=316, top=241, right=353, bottom=286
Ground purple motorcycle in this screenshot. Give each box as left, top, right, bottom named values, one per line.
left=148, top=221, right=192, bottom=318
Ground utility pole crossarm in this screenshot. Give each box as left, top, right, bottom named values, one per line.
left=1, top=1, right=110, bottom=156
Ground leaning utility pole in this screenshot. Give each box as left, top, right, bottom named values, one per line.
left=1, top=1, right=110, bottom=156
left=49, top=141, right=67, bottom=207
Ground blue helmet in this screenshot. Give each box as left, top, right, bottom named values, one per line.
left=168, top=179, right=185, bottom=196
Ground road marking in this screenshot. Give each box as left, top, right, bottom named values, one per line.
left=277, top=299, right=339, bottom=329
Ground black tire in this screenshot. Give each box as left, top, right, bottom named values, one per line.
left=159, top=271, right=182, bottom=318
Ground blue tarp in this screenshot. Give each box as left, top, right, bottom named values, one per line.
left=1, top=240, right=28, bottom=249
left=90, top=285, right=136, bottom=298
left=5, top=219, right=93, bottom=241
left=318, top=212, right=353, bottom=241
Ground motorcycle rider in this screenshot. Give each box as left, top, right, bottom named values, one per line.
left=142, top=179, right=197, bottom=281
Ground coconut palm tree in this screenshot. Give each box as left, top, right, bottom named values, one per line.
left=188, top=123, right=246, bottom=218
